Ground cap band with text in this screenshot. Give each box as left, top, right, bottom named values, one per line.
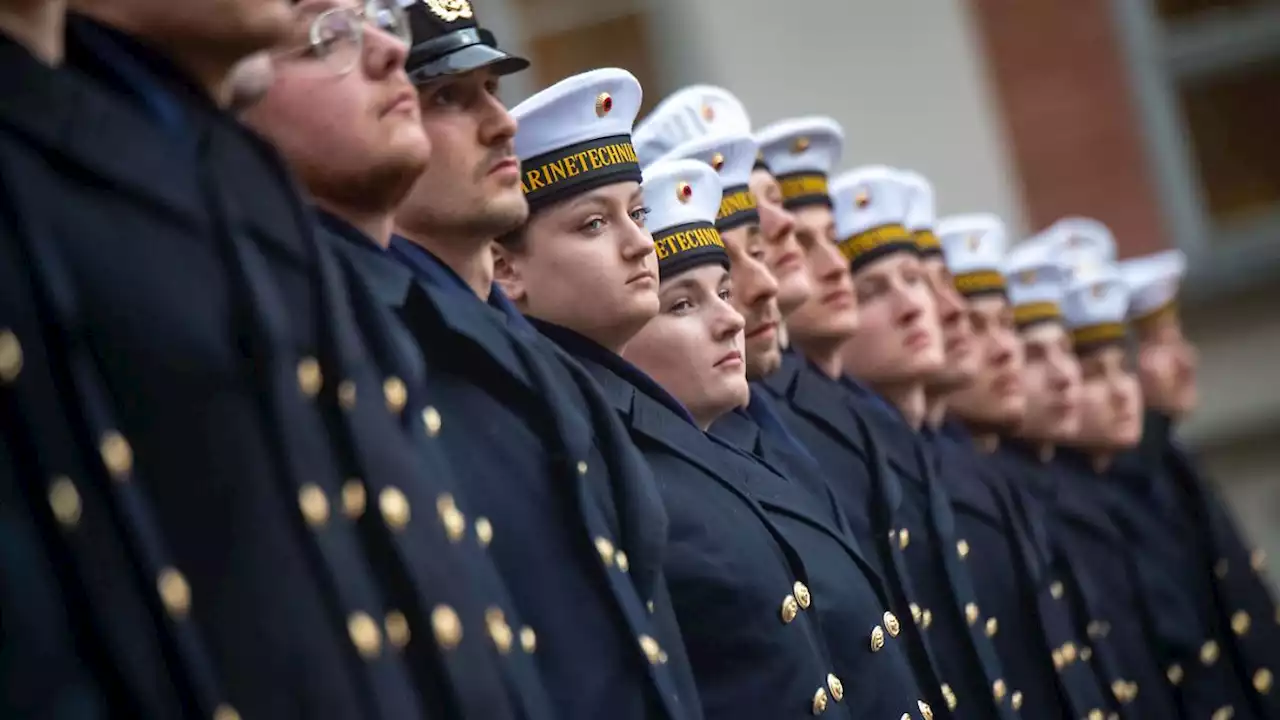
left=520, top=135, right=641, bottom=211
left=954, top=270, right=1007, bottom=298
left=654, top=221, right=729, bottom=279
left=776, top=172, right=830, bottom=209
left=838, top=224, right=918, bottom=273
left=913, top=230, right=943, bottom=257
left=1071, top=322, right=1127, bottom=350
left=1013, top=301, right=1062, bottom=329
left=718, top=184, right=759, bottom=231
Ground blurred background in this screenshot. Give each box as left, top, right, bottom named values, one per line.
left=478, top=0, right=1280, bottom=581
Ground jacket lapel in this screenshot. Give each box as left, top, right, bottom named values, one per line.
left=0, top=38, right=204, bottom=229
left=401, top=278, right=535, bottom=392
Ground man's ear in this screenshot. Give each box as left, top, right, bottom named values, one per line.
left=491, top=242, right=526, bottom=304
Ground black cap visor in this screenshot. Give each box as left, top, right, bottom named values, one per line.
left=407, top=29, right=529, bottom=84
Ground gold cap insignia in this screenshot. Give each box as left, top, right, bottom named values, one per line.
left=967, top=234, right=982, bottom=251
left=424, top=0, right=474, bottom=23
left=1091, top=283, right=1106, bottom=298
left=791, top=136, right=810, bottom=154
left=676, top=181, right=693, bottom=204
left=855, top=188, right=871, bottom=209
left=710, top=152, right=725, bottom=171
left=1018, top=269, right=1037, bottom=284
left=595, top=92, right=613, bottom=118
left=701, top=104, right=715, bottom=121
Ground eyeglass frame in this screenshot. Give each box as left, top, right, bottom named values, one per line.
left=273, top=0, right=413, bottom=77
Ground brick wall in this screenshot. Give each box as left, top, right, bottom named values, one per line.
left=966, top=0, right=1170, bottom=257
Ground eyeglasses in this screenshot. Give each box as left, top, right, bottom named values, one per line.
left=277, top=0, right=413, bottom=76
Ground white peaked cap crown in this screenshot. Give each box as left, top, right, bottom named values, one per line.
left=1005, top=238, right=1072, bottom=327
left=937, top=213, right=1010, bottom=297
left=754, top=116, right=844, bottom=208
left=633, top=85, right=753, bottom=168
left=653, top=132, right=760, bottom=230
left=642, top=158, right=729, bottom=279
left=828, top=166, right=919, bottom=272
left=1119, top=249, right=1186, bottom=322
left=1062, top=262, right=1130, bottom=348
left=511, top=68, right=644, bottom=211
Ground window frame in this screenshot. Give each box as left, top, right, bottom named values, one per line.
left=1111, top=0, right=1280, bottom=302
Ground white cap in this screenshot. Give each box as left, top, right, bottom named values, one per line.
left=828, top=166, right=918, bottom=272
left=898, top=170, right=936, bottom=229
left=754, top=116, right=844, bottom=209
left=512, top=68, right=644, bottom=212
left=937, top=213, right=1009, bottom=297
left=1120, top=249, right=1186, bottom=324
left=642, top=158, right=728, bottom=279
left=1005, top=239, right=1071, bottom=328
left=1062, top=262, right=1130, bottom=349
left=1037, top=216, right=1118, bottom=280
left=632, top=85, right=753, bottom=168
left=653, top=132, right=759, bottom=231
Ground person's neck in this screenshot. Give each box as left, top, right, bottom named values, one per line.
left=318, top=201, right=394, bottom=248
left=793, top=336, right=844, bottom=379
left=924, top=394, right=949, bottom=431
left=692, top=405, right=729, bottom=432
left=874, top=381, right=928, bottom=430
left=1090, top=451, right=1113, bottom=473
left=396, top=226, right=493, bottom=300
left=972, top=432, right=1000, bottom=454
left=0, top=1, right=65, bottom=64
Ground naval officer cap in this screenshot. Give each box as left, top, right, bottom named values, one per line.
left=755, top=116, right=844, bottom=210
left=652, top=132, right=759, bottom=231
left=403, top=0, right=529, bottom=84
left=1062, top=262, right=1130, bottom=351
left=511, top=68, right=643, bottom=213
left=828, top=166, right=918, bottom=273
left=1039, top=216, right=1118, bottom=280
left=937, top=213, right=1009, bottom=297
left=1120, top=249, right=1186, bottom=332
left=633, top=85, right=754, bottom=168
left=898, top=170, right=943, bottom=257
left=642, top=158, right=729, bottom=280
left=1005, top=238, right=1071, bottom=329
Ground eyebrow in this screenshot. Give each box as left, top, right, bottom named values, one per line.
left=660, top=276, right=700, bottom=295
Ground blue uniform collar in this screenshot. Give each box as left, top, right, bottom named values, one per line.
left=388, top=234, right=537, bottom=336
left=531, top=319, right=698, bottom=427
left=65, top=14, right=203, bottom=136
left=316, top=211, right=414, bottom=309
left=838, top=373, right=911, bottom=429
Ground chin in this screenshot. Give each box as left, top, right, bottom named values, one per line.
left=719, top=377, right=751, bottom=411
left=485, top=188, right=531, bottom=231
left=830, top=312, right=861, bottom=339
left=777, top=277, right=813, bottom=317
left=746, top=342, right=781, bottom=376
left=622, top=296, right=659, bottom=330
left=907, top=353, right=945, bottom=379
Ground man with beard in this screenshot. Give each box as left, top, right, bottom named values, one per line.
left=385, top=11, right=701, bottom=717
left=240, top=2, right=560, bottom=716
left=2, top=0, right=487, bottom=715
left=931, top=213, right=1119, bottom=719
left=1114, top=249, right=1280, bottom=716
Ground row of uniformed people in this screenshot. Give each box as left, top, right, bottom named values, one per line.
left=3, top=1, right=1277, bottom=719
